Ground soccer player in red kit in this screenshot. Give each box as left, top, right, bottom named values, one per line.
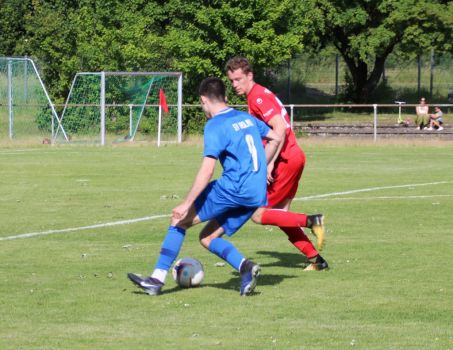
left=226, top=56, right=328, bottom=271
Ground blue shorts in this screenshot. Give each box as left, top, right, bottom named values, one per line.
left=195, top=181, right=257, bottom=236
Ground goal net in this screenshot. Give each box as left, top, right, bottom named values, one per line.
left=0, top=57, right=66, bottom=142
left=55, top=72, right=183, bottom=145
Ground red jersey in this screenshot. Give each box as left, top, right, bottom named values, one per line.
left=247, top=83, right=302, bottom=162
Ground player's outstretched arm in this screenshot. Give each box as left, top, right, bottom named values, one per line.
left=172, top=156, right=216, bottom=221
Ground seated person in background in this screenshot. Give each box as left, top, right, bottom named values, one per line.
left=426, top=106, right=444, bottom=131
left=415, top=97, right=429, bottom=130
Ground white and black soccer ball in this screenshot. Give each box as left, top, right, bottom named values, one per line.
left=172, top=257, right=204, bottom=288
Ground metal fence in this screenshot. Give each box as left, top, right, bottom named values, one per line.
left=284, top=103, right=453, bottom=141
left=1, top=101, right=452, bottom=143
left=2, top=54, right=453, bottom=144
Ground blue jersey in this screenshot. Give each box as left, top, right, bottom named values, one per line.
left=203, top=107, right=270, bottom=207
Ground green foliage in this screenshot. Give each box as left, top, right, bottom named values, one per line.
left=0, top=1, right=30, bottom=55
left=19, top=1, right=79, bottom=101
left=160, top=0, right=306, bottom=102
left=2, top=0, right=309, bottom=106
left=105, top=108, right=130, bottom=134
left=35, top=107, right=52, bottom=132
left=2, top=0, right=452, bottom=110
left=182, top=107, right=206, bottom=135
left=313, top=0, right=453, bottom=102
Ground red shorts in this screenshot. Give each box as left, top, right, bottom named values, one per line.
left=266, top=149, right=305, bottom=207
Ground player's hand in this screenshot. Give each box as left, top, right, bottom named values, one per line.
left=172, top=203, right=190, bottom=221
left=267, top=172, right=274, bottom=185
left=267, top=164, right=275, bottom=184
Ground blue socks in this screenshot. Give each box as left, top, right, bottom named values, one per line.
left=154, top=227, right=244, bottom=274
left=208, top=237, right=244, bottom=271
left=154, top=226, right=186, bottom=271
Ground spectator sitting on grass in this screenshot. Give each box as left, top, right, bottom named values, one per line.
left=415, top=97, right=429, bottom=130
left=425, top=106, right=444, bottom=131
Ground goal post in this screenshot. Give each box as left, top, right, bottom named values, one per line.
left=55, top=71, right=183, bottom=145
left=0, top=56, right=68, bottom=142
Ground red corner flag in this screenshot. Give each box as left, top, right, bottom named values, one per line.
left=159, top=88, right=169, bottom=113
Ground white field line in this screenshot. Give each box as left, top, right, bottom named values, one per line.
left=1, top=181, right=450, bottom=242
left=310, top=194, right=453, bottom=201
left=0, top=215, right=169, bottom=241
left=294, top=181, right=449, bottom=201
left=0, top=148, right=43, bottom=154
left=0, top=149, right=83, bottom=155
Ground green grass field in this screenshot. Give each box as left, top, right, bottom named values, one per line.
left=1, top=141, right=452, bottom=349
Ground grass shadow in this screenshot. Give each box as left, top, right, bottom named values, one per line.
left=255, top=250, right=311, bottom=269
left=202, top=271, right=295, bottom=292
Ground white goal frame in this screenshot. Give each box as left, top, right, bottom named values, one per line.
left=56, top=71, right=183, bottom=145
left=0, top=56, right=69, bottom=141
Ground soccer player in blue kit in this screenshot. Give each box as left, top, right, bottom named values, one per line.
left=128, top=77, right=281, bottom=296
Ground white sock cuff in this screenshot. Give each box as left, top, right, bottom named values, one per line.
left=151, top=269, right=168, bottom=284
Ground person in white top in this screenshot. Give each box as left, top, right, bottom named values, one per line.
left=426, top=106, right=444, bottom=131
left=415, top=97, right=429, bottom=130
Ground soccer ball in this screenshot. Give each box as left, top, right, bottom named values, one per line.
left=172, top=257, right=204, bottom=288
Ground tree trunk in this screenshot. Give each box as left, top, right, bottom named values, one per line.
left=337, top=38, right=396, bottom=103
left=341, top=54, right=386, bottom=103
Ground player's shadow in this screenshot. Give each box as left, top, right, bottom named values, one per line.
left=131, top=285, right=200, bottom=296
left=130, top=251, right=307, bottom=296
left=201, top=271, right=296, bottom=295
left=255, top=250, right=311, bottom=269
left=132, top=272, right=296, bottom=296
left=132, top=271, right=297, bottom=296
left=197, top=251, right=312, bottom=294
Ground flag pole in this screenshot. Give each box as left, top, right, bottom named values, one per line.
left=158, top=88, right=168, bottom=147
left=157, top=105, right=162, bottom=147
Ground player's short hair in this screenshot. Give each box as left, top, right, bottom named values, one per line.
left=198, top=77, right=226, bottom=103
left=225, top=56, right=253, bottom=74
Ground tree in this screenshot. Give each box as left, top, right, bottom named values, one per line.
left=4, top=0, right=315, bottom=109
left=313, top=0, right=453, bottom=103
left=160, top=0, right=311, bottom=103
left=19, top=0, right=79, bottom=100
left=0, top=0, right=31, bottom=56
left=18, top=0, right=167, bottom=101
left=155, top=0, right=315, bottom=133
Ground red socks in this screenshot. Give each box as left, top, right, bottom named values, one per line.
left=281, top=226, right=318, bottom=259
left=261, top=209, right=308, bottom=227
left=261, top=209, right=317, bottom=258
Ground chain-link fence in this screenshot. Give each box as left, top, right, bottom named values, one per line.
left=273, top=51, right=453, bottom=107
